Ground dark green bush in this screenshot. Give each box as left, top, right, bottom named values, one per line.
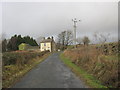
left=2, top=50, right=49, bottom=66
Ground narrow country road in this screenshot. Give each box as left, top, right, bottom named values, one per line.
left=13, top=52, right=86, bottom=88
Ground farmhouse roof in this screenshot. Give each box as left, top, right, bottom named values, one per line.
left=40, top=38, right=53, bottom=43
left=19, top=43, right=29, bottom=46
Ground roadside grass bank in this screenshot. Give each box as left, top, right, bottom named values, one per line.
left=61, top=42, right=119, bottom=88
left=2, top=51, right=50, bottom=88
left=60, top=53, right=108, bottom=88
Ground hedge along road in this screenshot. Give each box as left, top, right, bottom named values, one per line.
left=13, top=52, right=86, bottom=88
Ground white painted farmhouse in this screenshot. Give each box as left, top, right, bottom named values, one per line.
left=40, top=37, right=56, bottom=52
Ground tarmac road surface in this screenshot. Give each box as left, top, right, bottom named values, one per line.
left=13, top=52, right=86, bottom=88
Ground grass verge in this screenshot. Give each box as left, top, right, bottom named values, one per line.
left=60, top=53, right=108, bottom=88
left=3, top=52, right=51, bottom=88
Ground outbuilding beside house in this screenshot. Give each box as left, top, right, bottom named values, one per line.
left=18, top=43, right=39, bottom=51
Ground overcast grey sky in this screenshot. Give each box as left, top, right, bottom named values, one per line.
left=2, top=2, right=118, bottom=42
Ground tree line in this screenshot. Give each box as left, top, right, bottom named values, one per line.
left=2, top=35, right=38, bottom=52
left=57, top=30, right=90, bottom=50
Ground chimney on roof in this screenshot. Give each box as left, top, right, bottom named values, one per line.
left=42, top=37, right=45, bottom=40
left=47, top=37, right=51, bottom=39
left=51, top=36, right=53, bottom=40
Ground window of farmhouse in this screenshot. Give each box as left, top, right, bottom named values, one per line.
left=44, top=43, right=46, bottom=46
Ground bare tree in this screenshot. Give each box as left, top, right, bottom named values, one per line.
left=82, top=36, right=90, bottom=46
left=7, top=36, right=18, bottom=51
left=99, top=33, right=110, bottom=44
left=2, top=39, right=7, bottom=52
left=36, top=36, right=45, bottom=45
left=76, top=37, right=82, bottom=44
left=93, top=32, right=110, bottom=44
left=65, top=31, right=73, bottom=46
left=93, top=32, right=98, bottom=44
left=57, top=30, right=73, bottom=50
left=0, top=33, right=7, bottom=52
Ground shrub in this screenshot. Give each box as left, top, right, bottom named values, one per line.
left=2, top=50, right=49, bottom=66
left=2, top=50, right=49, bottom=88
left=63, top=43, right=119, bottom=88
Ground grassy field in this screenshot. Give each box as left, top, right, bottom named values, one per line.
left=60, top=53, right=107, bottom=88
left=2, top=50, right=50, bottom=88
